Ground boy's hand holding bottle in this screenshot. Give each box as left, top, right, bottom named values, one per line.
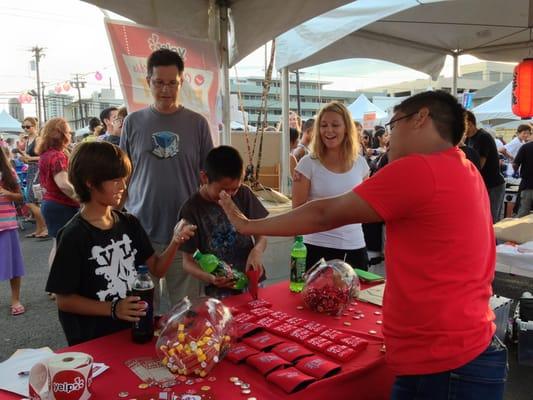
left=172, top=219, right=197, bottom=246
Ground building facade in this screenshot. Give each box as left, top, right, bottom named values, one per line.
left=230, top=76, right=384, bottom=127
left=43, top=92, right=74, bottom=120
left=364, top=61, right=515, bottom=99
left=63, top=89, right=123, bottom=129
left=8, top=98, right=24, bottom=122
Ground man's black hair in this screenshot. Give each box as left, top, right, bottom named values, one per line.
left=395, top=90, right=465, bottom=146
left=99, top=107, right=118, bottom=132
left=88, top=117, right=101, bottom=132
left=465, top=110, right=476, bottom=126
left=374, top=125, right=386, bottom=138
left=205, top=145, right=243, bottom=182
left=147, top=49, right=185, bottom=77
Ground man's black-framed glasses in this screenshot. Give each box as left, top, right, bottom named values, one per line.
left=385, top=112, right=418, bottom=130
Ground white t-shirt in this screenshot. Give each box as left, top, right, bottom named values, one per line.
left=494, top=138, right=505, bottom=151
left=295, top=154, right=369, bottom=250
left=504, top=137, right=524, bottom=158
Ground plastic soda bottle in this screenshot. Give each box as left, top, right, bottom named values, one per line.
left=290, top=236, right=307, bottom=293
left=131, top=265, right=155, bottom=343
left=193, top=250, right=220, bottom=273
left=193, top=250, right=248, bottom=289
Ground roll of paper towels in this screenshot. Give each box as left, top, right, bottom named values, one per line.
left=29, top=352, right=93, bottom=400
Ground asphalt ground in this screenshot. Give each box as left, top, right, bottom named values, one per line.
left=1, top=228, right=533, bottom=399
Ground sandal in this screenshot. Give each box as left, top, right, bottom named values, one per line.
left=35, top=234, right=50, bottom=239
left=11, top=304, right=25, bottom=316
left=25, top=233, right=37, bottom=238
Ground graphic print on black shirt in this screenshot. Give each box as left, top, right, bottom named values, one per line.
left=90, top=233, right=138, bottom=301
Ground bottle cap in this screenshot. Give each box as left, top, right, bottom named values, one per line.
left=295, top=236, right=303, bottom=242
left=193, top=249, right=202, bottom=260
left=137, top=265, right=148, bottom=274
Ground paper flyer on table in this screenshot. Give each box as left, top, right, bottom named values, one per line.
left=0, top=347, right=54, bottom=396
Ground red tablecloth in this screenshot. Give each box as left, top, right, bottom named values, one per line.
left=0, top=281, right=394, bottom=400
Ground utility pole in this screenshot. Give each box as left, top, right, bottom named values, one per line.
left=70, top=74, right=86, bottom=128
left=41, top=82, right=47, bottom=122
left=30, top=46, right=45, bottom=125
left=295, top=69, right=301, bottom=118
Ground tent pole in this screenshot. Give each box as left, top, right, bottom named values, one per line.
left=219, top=4, right=232, bottom=145
left=452, top=52, right=458, bottom=97
left=280, top=67, right=290, bottom=195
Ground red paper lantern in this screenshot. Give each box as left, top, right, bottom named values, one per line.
left=94, top=71, right=103, bottom=81
left=54, top=85, right=62, bottom=94
left=63, top=82, right=71, bottom=91
left=512, top=58, right=533, bottom=118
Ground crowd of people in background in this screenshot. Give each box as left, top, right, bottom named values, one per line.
left=2, top=46, right=532, bottom=400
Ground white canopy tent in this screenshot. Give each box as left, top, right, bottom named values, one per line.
left=347, top=94, right=388, bottom=122
left=472, top=82, right=521, bottom=124
left=275, top=0, right=533, bottom=192
left=0, top=110, right=23, bottom=134
left=81, top=0, right=357, bottom=194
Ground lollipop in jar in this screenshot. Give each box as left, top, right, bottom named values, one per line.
left=156, top=297, right=233, bottom=377
left=302, top=259, right=360, bottom=315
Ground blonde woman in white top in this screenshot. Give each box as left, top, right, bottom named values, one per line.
left=292, top=101, right=370, bottom=271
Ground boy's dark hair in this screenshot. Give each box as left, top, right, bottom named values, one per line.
left=395, top=90, right=465, bottom=146
left=205, top=145, right=243, bottom=182
left=69, top=142, right=132, bottom=203
left=147, top=49, right=184, bottom=77
left=302, top=118, right=315, bottom=132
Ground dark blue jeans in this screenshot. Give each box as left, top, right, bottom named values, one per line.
left=391, top=336, right=507, bottom=400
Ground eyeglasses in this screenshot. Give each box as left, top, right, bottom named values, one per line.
left=150, top=79, right=180, bottom=90
left=21, top=125, right=33, bottom=129
left=112, top=118, right=123, bottom=125
left=385, top=112, right=418, bottom=130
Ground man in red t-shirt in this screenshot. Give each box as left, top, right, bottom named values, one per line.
left=219, top=91, right=506, bottom=400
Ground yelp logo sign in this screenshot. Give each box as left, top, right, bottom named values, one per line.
left=51, top=371, right=86, bottom=400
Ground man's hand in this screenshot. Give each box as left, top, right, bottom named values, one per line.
left=172, top=219, right=197, bottom=245
left=245, top=247, right=265, bottom=277
left=218, top=191, right=250, bottom=234
left=115, top=296, right=147, bottom=322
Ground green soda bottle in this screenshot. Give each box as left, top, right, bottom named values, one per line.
left=192, top=250, right=219, bottom=273
left=192, top=249, right=248, bottom=290
left=289, top=236, right=307, bottom=293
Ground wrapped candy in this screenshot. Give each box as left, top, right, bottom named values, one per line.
left=301, top=259, right=360, bottom=315
left=156, top=297, right=233, bottom=377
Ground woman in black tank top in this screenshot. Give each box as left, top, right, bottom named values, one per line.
left=20, top=117, right=48, bottom=238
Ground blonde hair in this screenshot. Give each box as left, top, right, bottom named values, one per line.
left=310, top=101, right=359, bottom=167
left=23, top=117, right=39, bottom=129
left=37, top=117, right=70, bottom=154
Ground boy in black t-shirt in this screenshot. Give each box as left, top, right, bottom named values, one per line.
left=179, top=146, right=268, bottom=298
left=45, top=142, right=196, bottom=345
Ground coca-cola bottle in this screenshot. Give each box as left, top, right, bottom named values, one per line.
left=131, top=265, right=155, bottom=343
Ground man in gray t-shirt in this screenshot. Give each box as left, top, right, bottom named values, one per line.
left=120, top=49, right=213, bottom=307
